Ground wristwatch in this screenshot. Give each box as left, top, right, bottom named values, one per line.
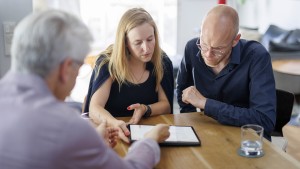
left=143, top=105, right=152, bottom=118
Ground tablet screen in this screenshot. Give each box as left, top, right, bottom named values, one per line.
left=128, top=125, right=201, bottom=146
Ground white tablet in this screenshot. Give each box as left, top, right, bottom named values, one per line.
left=128, top=125, right=201, bottom=146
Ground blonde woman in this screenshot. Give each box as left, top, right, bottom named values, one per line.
left=84, top=8, right=174, bottom=142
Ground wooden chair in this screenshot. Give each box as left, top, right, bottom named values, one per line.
left=272, top=89, right=295, bottom=136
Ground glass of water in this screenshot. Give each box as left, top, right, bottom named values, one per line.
left=238, top=124, right=264, bottom=158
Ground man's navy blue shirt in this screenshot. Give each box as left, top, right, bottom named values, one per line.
left=176, top=38, right=276, bottom=140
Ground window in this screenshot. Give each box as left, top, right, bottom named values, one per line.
left=33, top=0, right=178, bottom=103
left=80, top=0, right=177, bottom=57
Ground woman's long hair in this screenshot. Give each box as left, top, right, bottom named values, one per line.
left=97, top=8, right=163, bottom=91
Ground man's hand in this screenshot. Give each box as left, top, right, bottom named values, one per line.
left=95, top=119, right=119, bottom=148
left=111, top=119, right=131, bottom=143
left=144, top=124, right=170, bottom=143
left=182, top=86, right=207, bottom=109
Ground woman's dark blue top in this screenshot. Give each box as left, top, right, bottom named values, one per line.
left=84, top=53, right=174, bottom=116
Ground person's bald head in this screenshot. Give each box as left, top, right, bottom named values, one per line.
left=201, top=5, right=239, bottom=46
left=198, top=5, right=241, bottom=68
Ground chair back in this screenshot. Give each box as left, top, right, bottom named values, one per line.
left=272, top=89, right=295, bottom=136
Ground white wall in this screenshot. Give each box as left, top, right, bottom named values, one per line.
left=176, top=0, right=236, bottom=60
left=234, top=0, right=259, bottom=29
left=258, top=0, right=300, bottom=33
left=176, top=0, right=215, bottom=59
left=234, top=0, right=300, bottom=33
left=0, top=0, right=32, bottom=77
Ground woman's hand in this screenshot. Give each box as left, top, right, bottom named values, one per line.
left=127, top=103, right=146, bottom=124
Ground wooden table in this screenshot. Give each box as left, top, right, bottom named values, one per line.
left=114, top=112, right=300, bottom=169
left=283, top=124, right=300, bottom=162
left=272, top=59, right=300, bottom=94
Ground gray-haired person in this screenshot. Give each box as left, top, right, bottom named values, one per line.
left=0, top=10, right=169, bottom=169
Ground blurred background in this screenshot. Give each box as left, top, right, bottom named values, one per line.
left=1, top=0, right=300, bottom=115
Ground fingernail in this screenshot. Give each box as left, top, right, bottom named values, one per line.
left=127, top=106, right=130, bottom=110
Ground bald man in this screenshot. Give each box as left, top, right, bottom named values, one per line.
left=176, top=5, right=276, bottom=141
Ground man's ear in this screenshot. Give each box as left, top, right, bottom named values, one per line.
left=58, top=58, right=73, bottom=84
left=232, top=33, right=241, bottom=47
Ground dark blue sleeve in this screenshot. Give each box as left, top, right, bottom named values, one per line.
left=161, top=53, right=174, bottom=114
left=204, top=43, right=276, bottom=140
left=176, top=38, right=198, bottom=113
left=83, top=55, right=110, bottom=114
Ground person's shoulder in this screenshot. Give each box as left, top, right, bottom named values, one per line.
left=160, top=51, right=174, bottom=72
left=32, top=101, right=97, bottom=142
left=93, top=54, right=110, bottom=76
left=186, top=37, right=198, bottom=46
left=95, top=54, right=109, bottom=66
left=184, top=37, right=199, bottom=53
left=240, top=39, right=268, bottom=52
left=239, top=39, right=271, bottom=62
left=161, top=51, right=172, bottom=63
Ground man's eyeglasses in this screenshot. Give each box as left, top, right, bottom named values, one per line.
left=196, top=38, right=228, bottom=57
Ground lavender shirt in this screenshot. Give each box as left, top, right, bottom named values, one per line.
left=0, top=71, right=160, bottom=169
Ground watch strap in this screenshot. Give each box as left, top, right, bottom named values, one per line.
left=143, top=105, right=152, bottom=118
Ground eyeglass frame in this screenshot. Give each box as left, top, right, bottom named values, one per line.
left=196, top=37, right=234, bottom=58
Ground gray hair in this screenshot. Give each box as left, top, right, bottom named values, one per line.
left=11, top=10, right=93, bottom=77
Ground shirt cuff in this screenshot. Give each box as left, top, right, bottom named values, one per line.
left=128, top=138, right=160, bottom=165
left=204, top=99, right=222, bottom=120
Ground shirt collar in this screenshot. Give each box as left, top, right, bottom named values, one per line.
left=2, top=71, right=53, bottom=96
left=229, top=40, right=241, bottom=65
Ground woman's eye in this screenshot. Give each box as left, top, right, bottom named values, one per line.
left=134, top=42, right=142, bottom=46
